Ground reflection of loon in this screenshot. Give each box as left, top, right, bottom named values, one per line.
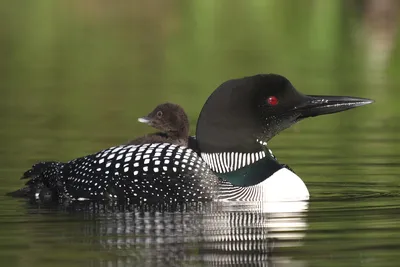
left=14, top=74, right=373, bottom=203
left=198, top=202, right=309, bottom=266
left=80, top=201, right=308, bottom=267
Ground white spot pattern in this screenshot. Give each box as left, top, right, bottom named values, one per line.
left=60, top=143, right=217, bottom=202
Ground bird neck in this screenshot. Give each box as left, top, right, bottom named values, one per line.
left=201, top=146, right=282, bottom=187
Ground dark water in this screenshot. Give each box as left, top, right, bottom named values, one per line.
left=1, top=1, right=400, bottom=266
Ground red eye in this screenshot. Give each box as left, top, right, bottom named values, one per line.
left=267, top=96, right=279, bottom=106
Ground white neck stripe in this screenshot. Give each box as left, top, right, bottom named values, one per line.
left=201, top=151, right=266, bottom=173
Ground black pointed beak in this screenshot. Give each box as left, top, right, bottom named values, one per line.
left=295, top=95, right=374, bottom=119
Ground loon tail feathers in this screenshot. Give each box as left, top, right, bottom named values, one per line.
left=8, top=161, right=65, bottom=200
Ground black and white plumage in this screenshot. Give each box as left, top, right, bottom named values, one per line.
left=199, top=148, right=308, bottom=202
left=17, top=141, right=304, bottom=203
left=20, top=143, right=218, bottom=203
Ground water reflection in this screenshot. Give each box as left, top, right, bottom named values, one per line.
left=44, top=200, right=309, bottom=267
left=198, top=201, right=308, bottom=267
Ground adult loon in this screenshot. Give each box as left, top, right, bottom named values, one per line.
left=127, top=103, right=189, bottom=147
left=12, top=74, right=373, bottom=203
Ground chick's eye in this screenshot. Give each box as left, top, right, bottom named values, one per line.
left=157, top=111, right=163, bottom=118
left=267, top=96, right=279, bottom=106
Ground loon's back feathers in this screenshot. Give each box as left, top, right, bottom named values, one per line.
left=16, top=143, right=218, bottom=203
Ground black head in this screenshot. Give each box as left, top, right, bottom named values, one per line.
left=196, top=74, right=373, bottom=153
left=138, top=102, right=189, bottom=138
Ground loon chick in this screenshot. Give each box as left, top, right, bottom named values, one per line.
left=12, top=74, right=373, bottom=203
left=128, top=103, right=189, bottom=147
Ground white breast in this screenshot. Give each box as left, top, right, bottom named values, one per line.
left=256, top=168, right=310, bottom=202
left=217, top=167, right=310, bottom=207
